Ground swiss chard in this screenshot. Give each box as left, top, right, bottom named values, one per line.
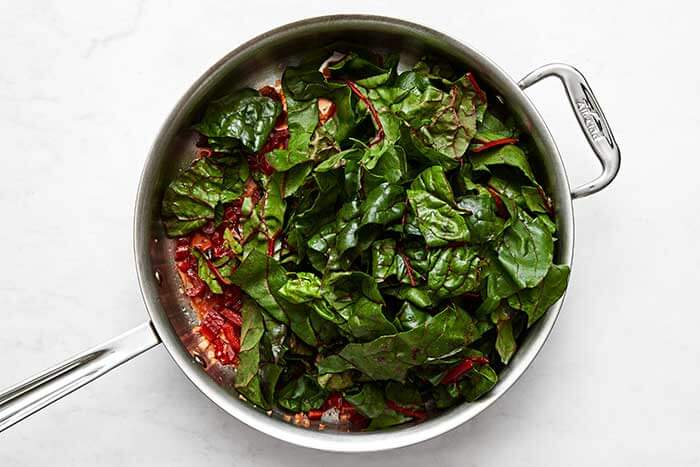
left=282, top=61, right=332, bottom=100
left=161, top=158, right=241, bottom=236
left=456, top=193, right=506, bottom=243
left=266, top=97, right=319, bottom=171
left=162, top=47, right=571, bottom=430
left=400, top=71, right=486, bottom=168
left=508, top=264, right=570, bottom=327
left=277, top=375, right=328, bottom=412
left=235, top=299, right=270, bottom=408
left=407, top=189, right=469, bottom=247
left=497, top=212, right=554, bottom=289
left=317, top=304, right=482, bottom=382
left=470, top=144, right=537, bottom=183
left=194, top=89, right=282, bottom=153
left=230, top=250, right=318, bottom=347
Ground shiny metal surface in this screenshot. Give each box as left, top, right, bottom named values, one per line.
left=0, top=15, right=619, bottom=452
left=0, top=323, right=159, bottom=432
left=133, top=15, right=580, bottom=451
left=519, top=63, right=621, bottom=199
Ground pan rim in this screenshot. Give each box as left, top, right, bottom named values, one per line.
left=133, top=14, right=574, bottom=452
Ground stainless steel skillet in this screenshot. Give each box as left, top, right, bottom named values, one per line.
left=0, top=15, right=619, bottom=452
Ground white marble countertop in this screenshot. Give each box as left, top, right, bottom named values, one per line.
left=1, top=1, right=698, bottom=465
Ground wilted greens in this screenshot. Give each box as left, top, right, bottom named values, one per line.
left=161, top=49, right=569, bottom=430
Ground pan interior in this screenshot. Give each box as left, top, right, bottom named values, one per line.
left=134, top=16, right=573, bottom=449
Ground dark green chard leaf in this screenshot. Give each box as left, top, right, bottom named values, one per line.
left=288, top=171, right=342, bottom=239
left=219, top=154, right=251, bottom=194
left=456, top=194, right=506, bottom=243
left=294, top=271, right=396, bottom=342
left=328, top=51, right=399, bottom=88
left=262, top=314, right=288, bottom=364
left=391, top=286, right=434, bottom=308
left=474, top=110, right=519, bottom=143
left=333, top=296, right=395, bottom=341
left=508, top=264, right=570, bottom=327
left=343, top=157, right=363, bottom=198
left=497, top=212, right=554, bottom=288
left=317, top=371, right=356, bottom=391
left=392, top=84, right=449, bottom=127
left=339, top=83, right=401, bottom=171
left=394, top=302, right=430, bottom=331
left=194, top=89, right=282, bottom=152
left=361, top=113, right=402, bottom=170
left=492, top=306, right=517, bottom=364
left=282, top=62, right=331, bottom=101
left=314, top=148, right=360, bottom=173
left=432, top=384, right=461, bottom=409
left=370, top=84, right=413, bottom=109
left=484, top=250, right=522, bottom=301
left=260, top=365, right=283, bottom=407
left=273, top=162, right=313, bottom=199
left=399, top=72, right=486, bottom=168
left=192, top=250, right=223, bottom=294
left=266, top=97, right=319, bottom=171
left=343, top=383, right=415, bottom=430
left=454, top=161, right=487, bottom=195
left=371, top=238, right=416, bottom=285
left=161, top=158, right=240, bottom=237
left=344, top=383, right=386, bottom=418
left=317, top=182, right=406, bottom=271
left=357, top=56, right=399, bottom=88
left=470, top=144, right=537, bottom=183
left=257, top=174, right=286, bottom=240
left=334, top=200, right=366, bottom=258
left=413, top=56, right=460, bottom=82
left=277, top=375, right=328, bottom=412
left=305, top=222, right=338, bottom=272
left=206, top=136, right=241, bottom=153
left=538, top=213, right=557, bottom=235
left=309, top=307, right=343, bottom=346
left=521, top=186, right=551, bottom=214
left=421, top=246, right=483, bottom=300
left=407, top=189, right=469, bottom=247
left=410, top=166, right=455, bottom=203
left=367, top=411, right=412, bottom=430
left=396, top=68, right=432, bottom=90
left=360, top=182, right=405, bottom=225
left=317, top=304, right=482, bottom=382
left=235, top=299, right=267, bottom=408
left=385, top=381, right=424, bottom=414
left=230, top=250, right=318, bottom=347
left=382, top=244, right=482, bottom=301
left=458, top=363, right=498, bottom=402
left=308, top=123, right=342, bottom=164
left=277, top=272, right=322, bottom=304
left=405, top=166, right=471, bottom=246
left=325, top=86, right=365, bottom=144
left=267, top=87, right=361, bottom=173
left=488, top=175, right=527, bottom=211
left=363, top=145, right=409, bottom=192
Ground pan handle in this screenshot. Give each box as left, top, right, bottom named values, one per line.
left=518, top=63, right=620, bottom=199
left=0, top=322, right=160, bottom=432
